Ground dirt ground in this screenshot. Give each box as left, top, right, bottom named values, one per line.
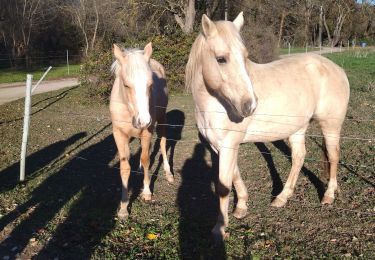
left=0, top=78, right=78, bottom=105
left=0, top=66, right=374, bottom=258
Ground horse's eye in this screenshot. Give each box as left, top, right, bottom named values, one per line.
left=216, top=56, right=227, bottom=64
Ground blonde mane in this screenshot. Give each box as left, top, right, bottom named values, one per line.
left=111, top=48, right=144, bottom=77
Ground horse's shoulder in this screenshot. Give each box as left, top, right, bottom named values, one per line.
left=150, top=59, right=166, bottom=78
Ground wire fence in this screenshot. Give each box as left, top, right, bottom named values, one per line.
left=10, top=105, right=372, bottom=173
left=1, top=104, right=374, bottom=219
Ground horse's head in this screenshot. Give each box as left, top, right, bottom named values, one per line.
left=200, top=12, right=257, bottom=118
left=113, top=43, right=153, bottom=129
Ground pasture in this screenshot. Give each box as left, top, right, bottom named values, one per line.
left=0, top=65, right=81, bottom=84
left=0, top=50, right=374, bottom=258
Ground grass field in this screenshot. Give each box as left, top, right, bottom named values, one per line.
left=0, top=64, right=81, bottom=84
left=0, top=51, right=374, bottom=258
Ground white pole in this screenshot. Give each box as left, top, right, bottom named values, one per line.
left=288, top=42, right=291, bottom=56
left=32, top=66, right=52, bottom=93
left=331, top=42, right=333, bottom=53
left=305, top=44, right=308, bottom=53
left=20, top=74, right=33, bottom=181
left=340, top=41, right=342, bottom=52
left=66, top=50, right=70, bottom=75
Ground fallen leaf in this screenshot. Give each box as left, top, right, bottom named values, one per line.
left=146, top=233, right=158, bottom=240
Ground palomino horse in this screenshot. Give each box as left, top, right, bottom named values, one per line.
left=186, top=12, right=350, bottom=238
left=110, top=43, right=174, bottom=220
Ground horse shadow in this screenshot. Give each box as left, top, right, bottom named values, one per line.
left=177, top=134, right=227, bottom=259
left=0, top=131, right=128, bottom=258
left=149, top=109, right=185, bottom=192
left=255, top=140, right=326, bottom=201
left=0, top=86, right=77, bottom=126
left=0, top=131, right=87, bottom=195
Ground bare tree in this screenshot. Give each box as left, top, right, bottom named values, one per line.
left=0, top=0, right=53, bottom=67
left=323, top=0, right=355, bottom=46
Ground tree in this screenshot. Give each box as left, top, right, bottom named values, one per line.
left=0, top=0, right=53, bottom=67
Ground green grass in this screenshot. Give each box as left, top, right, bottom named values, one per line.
left=325, top=48, right=375, bottom=92
left=0, top=64, right=81, bottom=84
left=0, top=51, right=374, bottom=258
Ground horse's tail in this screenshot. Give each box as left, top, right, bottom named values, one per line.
left=321, top=139, right=330, bottom=179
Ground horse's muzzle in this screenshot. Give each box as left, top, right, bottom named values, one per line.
left=132, top=117, right=151, bottom=129
left=241, top=99, right=256, bottom=117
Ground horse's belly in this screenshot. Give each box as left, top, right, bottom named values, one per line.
left=243, top=115, right=309, bottom=142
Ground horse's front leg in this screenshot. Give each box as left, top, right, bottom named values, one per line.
left=232, top=163, right=248, bottom=219
left=212, top=145, right=238, bottom=240
left=113, top=128, right=131, bottom=220
left=140, top=132, right=152, bottom=201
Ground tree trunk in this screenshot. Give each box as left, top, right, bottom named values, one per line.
left=174, top=0, right=195, bottom=34
left=277, top=10, right=286, bottom=48
left=318, top=5, right=323, bottom=47
left=90, top=0, right=99, bottom=50
left=323, top=12, right=332, bottom=45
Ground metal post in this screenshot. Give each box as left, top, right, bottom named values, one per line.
left=20, top=74, right=33, bottom=181
left=224, top=0, right=228, bottom=21
left=66, top=49, right=70, bottom=75
left=306, top=44, right=308, bottom=53
left=288, top=42, right=291, bottom=56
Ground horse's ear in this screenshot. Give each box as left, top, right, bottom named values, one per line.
left=113, top=44, right=125, bottom=63
left=144, top=42, right=153, bottom=61
left=233, top=11, right=244, bottom=31
left=202, top=14, right=217, bottom=38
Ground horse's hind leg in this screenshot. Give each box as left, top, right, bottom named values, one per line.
left=140, top=133, right=152, bottom=201
left=158, top=120, right=173, bottom=183
left=271, top=127, right=307, bottom=207
left=113, top=127, right=131, bottom=220
left=232, top=164, right=248, bottom=219
left=320, top=121, right=342, bottom=204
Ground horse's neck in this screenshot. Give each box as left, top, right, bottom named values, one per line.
left=110, top=77, right=129, bottom=105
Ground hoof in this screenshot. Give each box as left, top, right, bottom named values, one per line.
left=212, top=230, right=229, bottom=244
left=321, top=195, right=334, bottom=205
left=142, top=192, right=152, bottom=201
left=117, top=209, right=129, bottom=221
left=233, top=207, right=247, bottom=219
left=271, top=197, right=287, bottom=208
left=165, top=173, right=174, bottom=183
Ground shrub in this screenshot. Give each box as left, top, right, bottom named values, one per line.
left=79, top=26, right=276, bottom=100
left=79, top=33, right=196, bottom=100
left=242, top=21, right=278, bottom=63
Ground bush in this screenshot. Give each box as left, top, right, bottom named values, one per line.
left=79, top=33, right=196, bottom=100
left=79, top=44, right=113, bottom=100
left=242, top=21, right=278, bottom=63
left=79, top=26, right=276, bottom=100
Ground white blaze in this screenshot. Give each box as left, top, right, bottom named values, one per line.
left=133, top=73, right=151, bottom=127
left=234, top=48, right=257, bottom=111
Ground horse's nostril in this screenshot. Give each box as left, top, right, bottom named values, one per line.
left=241, top=100, right=253, bottom=117
left=132, top=117, right=140, bottom=128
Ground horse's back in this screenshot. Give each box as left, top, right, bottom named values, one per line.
left=252, top=53, right=349, bottom=116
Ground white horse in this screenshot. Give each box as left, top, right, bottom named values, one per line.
left=110, top=43, right=174, bottom=220
left=186, top=12, right=350, bottom=238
